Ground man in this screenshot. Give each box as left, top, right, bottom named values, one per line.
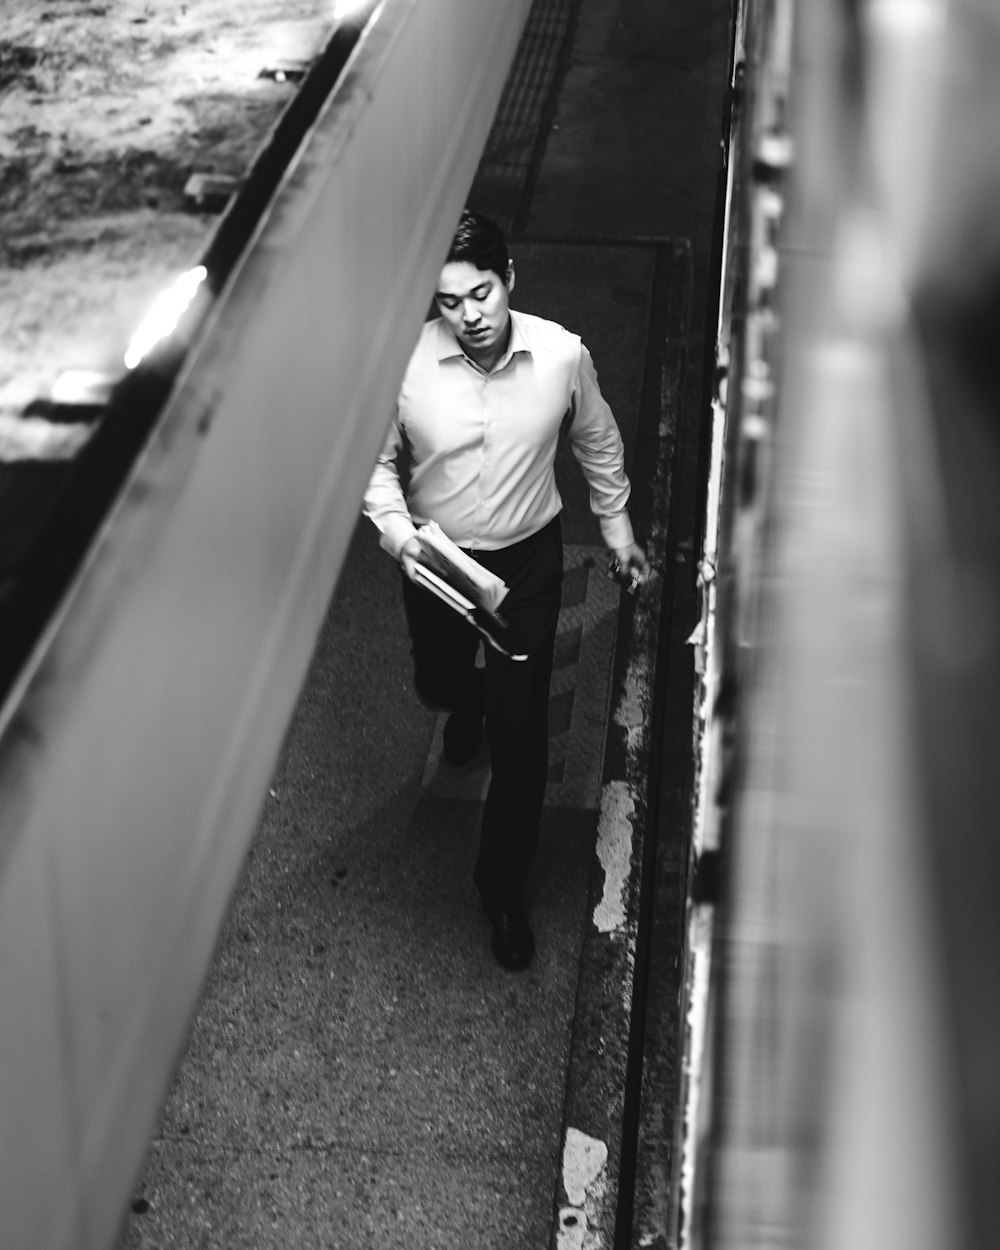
left=364, top=209, right=649, bottom=970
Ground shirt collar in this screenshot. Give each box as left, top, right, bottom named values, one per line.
left=434, top=310, right=533, bottom=370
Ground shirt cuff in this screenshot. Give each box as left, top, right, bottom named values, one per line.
left=599, top=510, right=635, bottom=552
left=378, top=513, right=419, bottom=561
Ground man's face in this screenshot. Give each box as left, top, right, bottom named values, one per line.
left=435, top=261, right=513, bottom=364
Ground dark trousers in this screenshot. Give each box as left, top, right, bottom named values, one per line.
left=401, top=516, right=563, bottom=908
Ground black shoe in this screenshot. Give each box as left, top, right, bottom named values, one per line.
left=490, top=907, right=535, bottom=971
left=442, top=703, right=484, bottom=766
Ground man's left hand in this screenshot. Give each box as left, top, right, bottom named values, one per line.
left=612, top=542, right=651, bottom=588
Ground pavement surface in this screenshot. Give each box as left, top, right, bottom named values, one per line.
left=115, top=1, right=733, bottom=1247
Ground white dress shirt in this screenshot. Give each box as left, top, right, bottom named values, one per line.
left=363, top=310, right=636, bottom=557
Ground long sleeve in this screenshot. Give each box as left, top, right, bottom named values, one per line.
left=567, top=346, right=636, bottom=550
left=362, top=411, right=418, bottom=560
left=362, top=313, right=638, bottom=558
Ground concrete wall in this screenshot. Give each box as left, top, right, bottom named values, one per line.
left=0, top=3, right=530, bottom=1246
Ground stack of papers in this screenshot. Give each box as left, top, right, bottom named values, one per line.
left=413, top=522, right=508, bottom=617
left=412, top=523, right=526, bottom=659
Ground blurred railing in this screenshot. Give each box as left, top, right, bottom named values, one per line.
left=0, top=3, right=531, bottom=1247
left=690, top=0, right=1000, bottom=1247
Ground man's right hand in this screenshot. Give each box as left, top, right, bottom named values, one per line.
left=399, top=535, right=423, bottom=581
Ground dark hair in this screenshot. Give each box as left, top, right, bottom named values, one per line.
left=446, top=209, right=510, bottom=281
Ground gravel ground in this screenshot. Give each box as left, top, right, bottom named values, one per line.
left=0, top=0, right=336, bottom=425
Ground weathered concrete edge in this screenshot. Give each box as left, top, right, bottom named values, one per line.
left=551, top=240, right=693, bottom=1250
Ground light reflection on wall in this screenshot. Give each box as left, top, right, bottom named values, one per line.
left=123, top=266, right=208, bottom=371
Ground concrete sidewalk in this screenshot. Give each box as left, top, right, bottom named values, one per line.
left=117, top=1, right=732, bottom=1246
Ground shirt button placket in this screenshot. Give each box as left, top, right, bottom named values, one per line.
left=481, top=380, right=491, bottom=519
left=472, top=372, right=495, bottom=549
